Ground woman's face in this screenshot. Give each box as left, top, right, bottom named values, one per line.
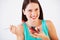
left=23, top=3, right=40, bottom=21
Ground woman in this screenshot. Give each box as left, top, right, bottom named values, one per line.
left=10, top=0, right=58, bottom=40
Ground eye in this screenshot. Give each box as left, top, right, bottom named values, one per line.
left=35, top=8, right=38, bottom=11
left=28, top=9, right=32, bottom=12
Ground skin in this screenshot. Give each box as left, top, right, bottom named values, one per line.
left=10, top=3, right=58, bottom=40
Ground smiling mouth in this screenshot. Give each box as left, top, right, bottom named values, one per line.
left=31, top=16, right=37, bottom=20
left=32, top=17, right=36, bottom=19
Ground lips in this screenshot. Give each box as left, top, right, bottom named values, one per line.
left=32, top=17, right=36, bottom=19
left=30, top=16, right=37, bottom=19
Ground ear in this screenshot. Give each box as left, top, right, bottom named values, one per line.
left=23, top=10, right=26, bottom=15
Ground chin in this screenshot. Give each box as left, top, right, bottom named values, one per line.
left=31, top=18, right=38, bottom=21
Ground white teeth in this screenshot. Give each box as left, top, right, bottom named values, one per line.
left=30, top=15, right=37, bottom=19
left=32, top=17, right=35, bottom=18
left=31, top=16, right=36, bottom=18
left=31, top=16, right=35, bottom=18
left=32, top=17, right=36, bottom=18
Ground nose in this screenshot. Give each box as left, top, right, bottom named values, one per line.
left=31, top=11, right=36, bottom=16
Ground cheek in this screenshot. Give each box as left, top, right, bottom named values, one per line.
left=36, top=11, right=40, bottom=17
left=38, top=13, right=40, bottom=18
left=25, top=12, right=31, bottom=18
left=27, top=12, right=31, bottom=16
left=38, top=12, right=40, bottom=16
left=38, top=10, right=40, bottom=16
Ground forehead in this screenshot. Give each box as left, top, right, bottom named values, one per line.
left=25, top=3, right=39, bottom=10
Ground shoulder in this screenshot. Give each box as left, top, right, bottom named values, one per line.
left=46, top=20, right=54, bottom=27
left=45, top=20, right=58, bottom=40
left=45, top=20, right=56, bottom=34
left=46, top=20, right=53, bottom=25
left=45, top=20, right=55, bottom=30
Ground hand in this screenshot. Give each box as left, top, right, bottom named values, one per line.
left=10, top=25, right=24, bottom=40
left=30, top=31, right=50, bottom=40
left=10, top=25, right=16, bottom=34
left=10, top=25, right=20, bottom=36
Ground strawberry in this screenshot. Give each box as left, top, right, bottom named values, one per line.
left=29, top=26, right=40, bottom=34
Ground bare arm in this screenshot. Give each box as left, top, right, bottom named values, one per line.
left=46, top=20, right=58, bottom=40
left=10, top=25, right=24, bottom=40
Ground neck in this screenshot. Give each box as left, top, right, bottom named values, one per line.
left=26, top=19, right=41, bottom=27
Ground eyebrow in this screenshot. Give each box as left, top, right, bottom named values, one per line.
left=28, top=7, right=39, bottom=11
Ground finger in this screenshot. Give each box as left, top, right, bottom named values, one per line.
left=29, top=29, right=39, bottom=38
left=10, top=25, right=14, bottom=31
left=10, top=25, right=13, bottom=31
left=33, top=33, right=38, bottom=36
left=30, top=33, right=38, bottom=38
left=10, top=25, right=16, bottom=30
left=10, top=25, right=16, bottom=33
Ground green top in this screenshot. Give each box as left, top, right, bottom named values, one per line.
left=22, top=20, right=49, bottom=40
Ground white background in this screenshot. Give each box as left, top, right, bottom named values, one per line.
left=0, top=0, right=60, bottom=40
